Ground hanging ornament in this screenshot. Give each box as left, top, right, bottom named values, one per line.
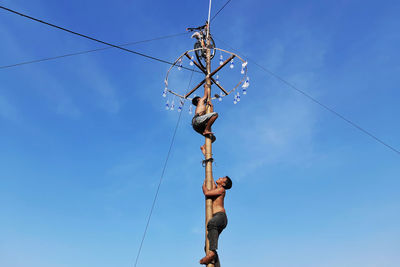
left=165, top=100, right=170, bottom=110
left=230, top=59, right=234, bottom=69
left=236, top=92, right=241, bottom=102
left=218, top=91, right=223, bottom=102
left=189, top=55, right=194, bottom=66
left=178, top=100, right=184, bottom=112
left=162, top=87, right=167, bottom=98
left=233, top=94, right=237, bottom=104
left=219, top=54, right=224, bottom=65
left=242, top=76, right=250, bottom=89
left=241, top=61, right=248, bottom=74
left=170, top=100, right=175, bottom=111
left=243, top=88, right=247, bottom=95
left=178, top=58, right=183, bottom=71
left=216, top=74, right=220, bottom=84
left=189, top=104, right=193, bottom=115
left=245, top=76, right=250, bottom=88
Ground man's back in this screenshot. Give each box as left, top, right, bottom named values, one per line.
left=195, top=97, right=207, bottom=115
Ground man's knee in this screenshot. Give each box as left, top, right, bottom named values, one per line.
left=211, top=113, right=218, bottom=119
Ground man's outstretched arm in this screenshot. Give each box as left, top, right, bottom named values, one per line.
left=200, top=88, right=210, bottom=102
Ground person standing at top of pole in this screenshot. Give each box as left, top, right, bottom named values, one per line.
left=199, top=175, right=232, bottom=266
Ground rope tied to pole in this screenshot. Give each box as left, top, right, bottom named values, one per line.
left=202, top=157, right=214, bottom=167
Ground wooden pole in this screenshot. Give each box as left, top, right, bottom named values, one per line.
left=204, top=22, right=215, bottom=267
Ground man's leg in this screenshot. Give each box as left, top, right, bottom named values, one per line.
left=200, top=121, right=216, bottom=157
left=200, top=214, right=224, bottom=265
left=203, top=113, right=218, bottom=135
left=200, top=216, right=219, bottom=265
left=205, top=213, right=227, bottom=265
left=214, top=252, right=220, bottom=267
left=199, top=231, right=217, bottom=264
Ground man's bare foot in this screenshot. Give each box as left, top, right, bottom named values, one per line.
left=199, top=251, right=216, bottom=265
left=200, top=145, right=206, bottom=156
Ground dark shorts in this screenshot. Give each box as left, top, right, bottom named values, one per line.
left=207, top=212, right=228, bottom=251
left=192, top=112, right=218, bottom=134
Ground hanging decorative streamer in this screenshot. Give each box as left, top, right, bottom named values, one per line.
left=170, top=99, right=175, bottom=111
left=241, top=61, right=247, bottom=74
left=219, top=54, right=224, bottom=66
left=216, top=74, right=220, bottom=84
left=189, top=104, right=193, bottom=115
left=178, top=58, right=183, bottom=71
left=241, top=76, right=250, bottom=95
left=242, top=76, right=250, bottom=89
left=178, top=100, right=184, bottom=112
left=165, top=99, right=170, bottom=110
left=190, top=55, right=194, bottom=66
left=218, top=91, right=223, bottom=102
left=230, top=58, right=235, bottom=69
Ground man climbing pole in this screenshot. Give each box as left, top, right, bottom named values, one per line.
left=192, top=89, right=218, bottom=156
left=199, top=176, right=232, bottom=266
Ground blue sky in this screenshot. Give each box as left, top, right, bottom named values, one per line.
left=1, top=0, right=400, bottom=266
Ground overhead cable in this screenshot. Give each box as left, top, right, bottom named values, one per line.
left=215, top=37, right=400, bottom=156
left=0, top=6, right=200, bottom=73
left=210, top=0, right=232, bottom=22
left=0, top=33, right=188, bottom=70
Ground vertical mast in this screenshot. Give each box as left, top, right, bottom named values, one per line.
left=204, top=22, right=215, bottom=267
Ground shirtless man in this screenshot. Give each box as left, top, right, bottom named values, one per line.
left=192, top=90, right=218, bottom=155
left=200, top=176, right=233, bottom=266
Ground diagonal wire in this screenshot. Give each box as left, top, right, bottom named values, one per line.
left=133, top=69, right=195, bottom=267
left=0, top=32, right=188, bottom=70
left=215, top=37, right=400, bottom=156
left=210, top=0, right=232, bottom=22
left=0, top=6, right=200, bottom=73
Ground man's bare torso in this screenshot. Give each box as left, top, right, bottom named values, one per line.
left=212, top=191, right=226, bottom=214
